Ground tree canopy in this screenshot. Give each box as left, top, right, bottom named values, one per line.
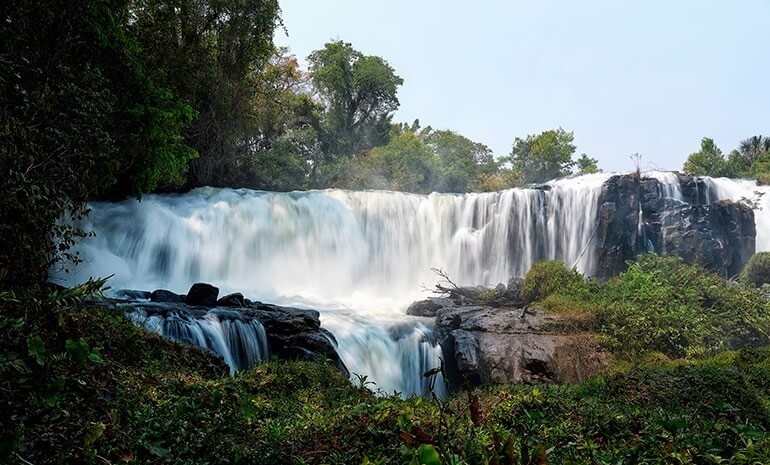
left=308, top=40, right=403, bottom=160
left=682, top=135, right=770, bottom=181
left=508, top=128, right=581, bottom=183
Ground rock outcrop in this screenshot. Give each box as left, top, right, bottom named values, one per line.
left=112, top=284, right=348, bottom=377
left=412, top=297, right=610, bottom=388
left=595, top=174, right=755, bottom=280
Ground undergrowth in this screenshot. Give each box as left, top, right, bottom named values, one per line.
left=2, top=253, right=770, bottom=464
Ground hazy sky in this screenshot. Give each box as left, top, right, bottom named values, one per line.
left=275, top=1, right=770, bottom=173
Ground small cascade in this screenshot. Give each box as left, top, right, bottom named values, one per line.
left=321, top=313, right=446, bottom=397
left=700, top=177, right=770, bottom=251
left=645, top=171, right=684, bottom=201
left=129, top=307, right=269, bottom=375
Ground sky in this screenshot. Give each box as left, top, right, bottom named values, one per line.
left=274, top=0, right=770, bottom=173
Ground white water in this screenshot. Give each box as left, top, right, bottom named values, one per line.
left=128, top=307, right=269, bottom=375
left=58, top=171, right=770, bottom=394
left=701, top=177, right=770, bottom=251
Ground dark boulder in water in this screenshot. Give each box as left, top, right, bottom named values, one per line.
left=217, top=292, right=246, bottom=307
left=150, top=289, right=185, bottom=303
left=185, top=283, right=219, bottom=306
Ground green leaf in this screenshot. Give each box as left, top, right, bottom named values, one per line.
left=27, top=335, right=46, bottom=366
left=412, top=444, right=441, bottom=465
left=66, top=338, right=90, bottom=363
left=83, top=422, right=105, bottom=447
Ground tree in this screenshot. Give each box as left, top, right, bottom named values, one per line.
left=575, top=154, right=600, bottom=175
left=0, top=0, right=197, bottom=283
left=308, top=41, right=403, bottom=159
left=682, top=138, right=728, bottom=177
left=342, top=132, right=439, bottom=193
left=126, top=0, right=281, bottom=188
left=425, top=130, right=497, bottom=192
left=509, top=128, right=576, bottom=183
left=739, top=135, right=770, bottom=164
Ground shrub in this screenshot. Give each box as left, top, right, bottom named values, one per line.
left=597, top=254, right=770, bottom=359
left=740, top=252, right=770, bottom=287
left=521, top=260, right=583, bottom=303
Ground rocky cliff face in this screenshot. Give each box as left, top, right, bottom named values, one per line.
left=595, top=174, right=756, bottom=280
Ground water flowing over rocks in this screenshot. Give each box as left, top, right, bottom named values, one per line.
left=596, top=173, right=756, bottom=280
left=114, top=284, right=347, bottom=377
left=59, top=172, right=770, bottom=393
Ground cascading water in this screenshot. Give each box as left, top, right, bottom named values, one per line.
left=57, top=171, right=770, bottom=394
left=128, top=307, right=269, bottom=375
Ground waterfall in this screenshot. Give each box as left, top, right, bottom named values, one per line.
left=128, top=307, right=269, bottom=375
left=57, top=171, right=770, bottom=394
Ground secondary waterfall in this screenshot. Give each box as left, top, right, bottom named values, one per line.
left=58, top=172, right=770, bottom=394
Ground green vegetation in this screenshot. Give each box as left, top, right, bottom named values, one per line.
left=682, top=135, right=770, bottom=181
left=521, top=260, right=584, bottom=304
left=507, top=128, right=586, bottom=184
left=3, top=263, right=770, bottom=464
left=740, top=252, right=770, bottom=287
left=529, top=254, right=770, bottom=360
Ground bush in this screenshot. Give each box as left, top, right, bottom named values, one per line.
left=596, top=254, right=770, bottom=359
left=740, top=252, right=770, bottom=287
left=521, top=260, right=583, bottom=303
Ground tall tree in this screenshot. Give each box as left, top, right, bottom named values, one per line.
left=739, top=135, right=770, bottom=164
left=425, top=130, right=497, bottom=192
left=0, top=0, right=196, bottom=283
left=308, top=41, right=403, bottom=160
left=126, top=0, right=281, bottom=188
left=508, top=128, right=576, bottom=183
left=682, top=138, right=728, bottom=177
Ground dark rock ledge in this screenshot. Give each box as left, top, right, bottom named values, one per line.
left=110, top=283, right=348, bottom=377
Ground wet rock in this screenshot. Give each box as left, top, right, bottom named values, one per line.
left=406, top=299, right=447, bottom=317
left=595, top=174, right=756, bottom=280
left=150, top=289, right=184, bottom=303
left=217, top=292, right=246, bottom=307
left=251, top=303, right=348, bottom=377
left=185, top=283, right=219, bottom=307
left=115, top=289, right=151, bottom=300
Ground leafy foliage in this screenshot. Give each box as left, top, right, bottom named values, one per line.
left=309, top=40, right=403, bottom=159
left=508, top=128, right=577, bottom=183
left=575, top=153, right=600, bottom=174
left=740, top=252, right=770, bottom=287
left=3, top=277, right=770, bottom=464
left=682, top=135, right=770, bottom=180
left=521, top=260, right=584, bottom=304
left=525, top=254, right=770, bottom=361
left=683, top=137, right=729, bottom=177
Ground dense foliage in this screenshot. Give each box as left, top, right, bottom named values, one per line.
left=740, top=252, right=770, bottom=287
left=533, top=254, right=770, bottom=361
left=520, top=260, right=584, bottom=304
left=2, top=274, right=770, bottom=464
left=682, top=135, right=770, bottom=182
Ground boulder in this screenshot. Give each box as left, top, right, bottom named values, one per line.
left=251, top=303, right=348, bottom=377
left=217, top=292, right=246, bottom=307
left=115, top=289, right=151, bottom=300
left=406, top=299, right=447, bottom=317
left=433, top=304, right=610, bottom=388
left=150, top=289, right=184, bottom=303
left=185, top=283, right=219, bottom=306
